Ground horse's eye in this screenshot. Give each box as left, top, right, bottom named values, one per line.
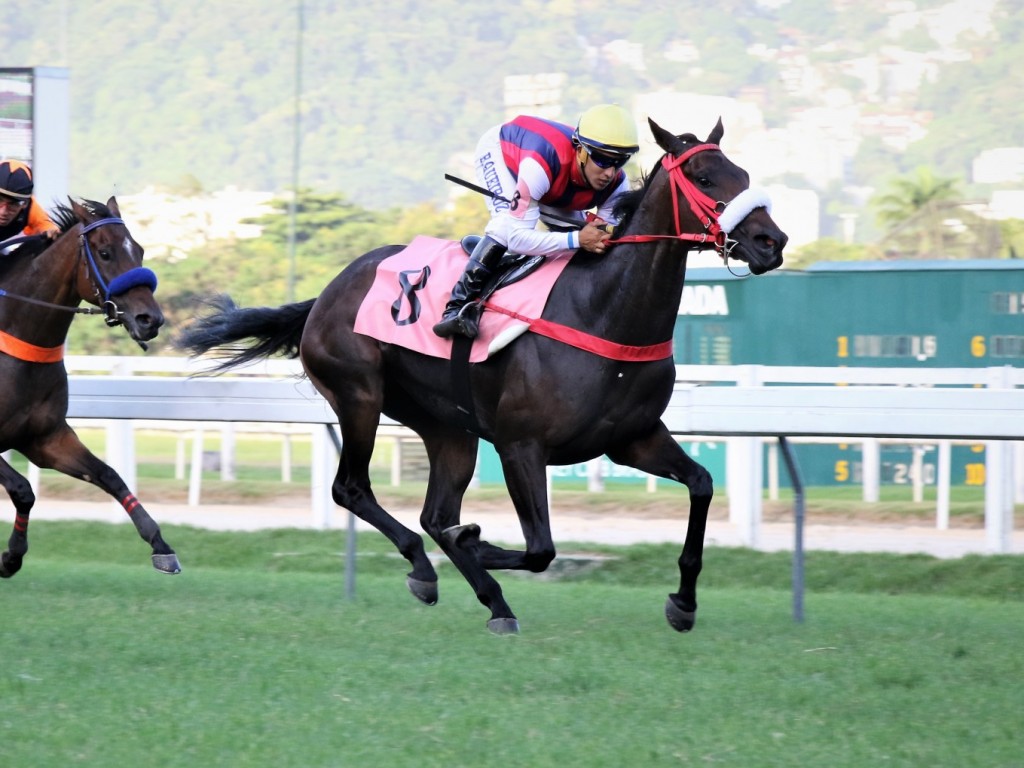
left=697, top=177, right=712, bottom=188
left=98, top=249, right=112, bottom=261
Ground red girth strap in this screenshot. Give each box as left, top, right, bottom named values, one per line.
left=483, top=302, right=673, bottom=362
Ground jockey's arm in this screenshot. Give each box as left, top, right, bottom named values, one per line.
left=484, top=159, right=613, bottom=256
left=486, top=205, right=581, bottom=256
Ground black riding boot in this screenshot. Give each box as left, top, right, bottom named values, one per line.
left=433, top=236, right=507, bottom=339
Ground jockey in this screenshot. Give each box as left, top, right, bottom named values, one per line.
left=433, top=103, right=640, bottom=339
left=0, top=160, right=60, bottom=249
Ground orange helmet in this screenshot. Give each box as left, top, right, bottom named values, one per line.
left=0, top=160, right=34, bottom=199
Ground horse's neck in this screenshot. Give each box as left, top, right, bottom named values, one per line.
left=603, top=243, right=689, bottom=342
left=0, top=236, right=81, bottom=341
left=555, top=177, right=690, bottom=345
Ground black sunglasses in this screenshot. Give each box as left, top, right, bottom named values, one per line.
left=0, top=195, right=28, bottom=208
left=586, top=148, right=631, bottom=170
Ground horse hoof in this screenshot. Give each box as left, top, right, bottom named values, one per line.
left=407, top=576, right=438, bottom=605
left=152, top=553, right=182, bottom=574
left=0, top=552, right=22, bottom=579
left=487, top=617, right=520, bottom=635
left=665, top=595, right=696, bottom=633
left=442, top=523, right=481, bottom=547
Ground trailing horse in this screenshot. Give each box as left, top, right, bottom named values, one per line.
left=0, top=198, right=180, bottom=577
left=178, top=119, right=785, bottom=633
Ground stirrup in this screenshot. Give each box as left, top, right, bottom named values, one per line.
left=433, top=303, right=481, bottom=339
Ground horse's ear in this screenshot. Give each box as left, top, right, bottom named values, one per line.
left=648, top=117, right=684, bottom=153
left=70, top=197, right=89, bottom=223
left=707, top=117, right=724, bottom=146
left=107, top=196, right=121, bottom=217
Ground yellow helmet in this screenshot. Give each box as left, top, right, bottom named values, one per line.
left=573, top=104, right=639, bottom=158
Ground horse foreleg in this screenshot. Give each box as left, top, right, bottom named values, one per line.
left=473, top=439, right=557, bottom=574
left=25, top=428, right=181, bottom=574
left=428, top=438, right=556, bottom=577
left=0, top=456, right=36, bottom=578
left=607, top=424, right=713, bottom=633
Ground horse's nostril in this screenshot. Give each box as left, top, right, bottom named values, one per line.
left=138, top=313, right=164, bottom=331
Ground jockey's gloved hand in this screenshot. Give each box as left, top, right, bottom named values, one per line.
left=585, top=212, right=615, bottom=235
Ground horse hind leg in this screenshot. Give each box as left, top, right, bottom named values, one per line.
left=0, top=456, right=36, bottom=578
left=302, top=313, right=439, bottom=605
left=330, top=450, right=440, bottom=605
left=25, top=428, right=181, bottom=574
left=321, top=398, right=439, bottom=604
left=608, top=425, right=713, bottom=633
left=419, top=430, right=520, bottom=634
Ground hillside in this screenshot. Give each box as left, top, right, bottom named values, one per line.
left=4, top=0, right=1023, bottom=214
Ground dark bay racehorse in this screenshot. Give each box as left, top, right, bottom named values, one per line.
left=0, top=198, right=180, bottom=577
left=179, top=119, right=786, bottom=633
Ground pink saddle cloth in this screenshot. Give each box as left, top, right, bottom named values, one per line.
left=354, top=235, right=573, bottom=362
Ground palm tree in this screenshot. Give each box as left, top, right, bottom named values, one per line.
left=870, top=167, right=999, bottom=259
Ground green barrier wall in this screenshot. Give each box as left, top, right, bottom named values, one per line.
left=473, top=261, right=1018, bottom=491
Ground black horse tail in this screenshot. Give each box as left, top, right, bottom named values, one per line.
left=175, top=294, right=316, bottom=373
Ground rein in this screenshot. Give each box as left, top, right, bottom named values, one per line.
left=0, top=287, right=107, bottom=315
left=0, top=216, right=160, bottom=362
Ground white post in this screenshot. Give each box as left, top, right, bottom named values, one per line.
left=911, top=444, right=924, bottom=504
left=281, top=434, right=292, bottom=483
left=862, top=438, right=880, bottom=503
left=586, top=458, right=604, bottom=493
left=727, top=435, right=762, bottom=547
left=727, top=365, right=764, bottom=544
left=188, top=428, right=204, bottom=507
left=311, top=426, right=335, bottom=529
left=546, top=465, right=553, bottom=510
left=984, top=439, right=1013, bottom=553
left=391, top=436, right=402, bottom=486
left=983, top=366, right=1014, bottom=552
left=936, top=440, right=951, bottom=530
left=28, top=462, right=40, bottom=496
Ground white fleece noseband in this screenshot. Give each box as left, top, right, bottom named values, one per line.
left=717, top=187, right=773, bottom=234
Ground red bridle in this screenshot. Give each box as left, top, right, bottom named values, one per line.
left=608, top=143, right=727, bottom=252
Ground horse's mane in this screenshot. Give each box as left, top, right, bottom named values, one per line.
left=50, top=198, right=114, bottom=235
left=611, top=133, right=703, bottom=234
left=611, top=166, right=658, bottom=233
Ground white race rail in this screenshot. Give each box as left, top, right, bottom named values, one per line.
left=50, top=358, right=1024, bottom=553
